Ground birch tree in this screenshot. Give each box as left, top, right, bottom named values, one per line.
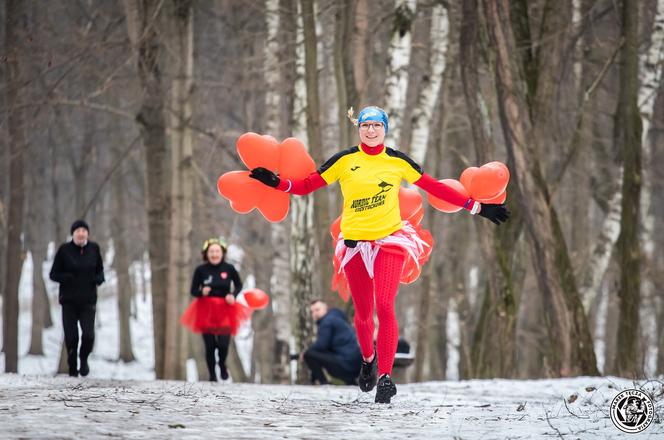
left=262, top=0, right=291, bottom=383
left=290, top=0, right=317, bottom=384
left=384, top=0, right=416, bottom=147
left=409, top=3, right=448, bottom=164
left=637, top=0, right=664, bottom=374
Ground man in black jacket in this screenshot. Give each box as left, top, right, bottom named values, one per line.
left=301, top=300, right=362, bottom=385
left=49, top=220, right=105, bottom=377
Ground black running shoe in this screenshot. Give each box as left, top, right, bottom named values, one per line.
left=358, top=354, right=377, bottom=392
left=79, top=357, right=90, bottom=377
left=375, top=374, right=397, bottom=404
left=219, top=363, right=229, bottom=381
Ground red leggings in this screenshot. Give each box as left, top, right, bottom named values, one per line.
left=344, top=248, right=405, bottom=376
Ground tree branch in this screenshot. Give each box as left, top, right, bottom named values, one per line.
left=551, top=37, right=624, bottom=191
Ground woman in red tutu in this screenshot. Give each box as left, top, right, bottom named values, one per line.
left=180, top=238, right=247, bottom=381
left=249, top=106, right=509, bottom=402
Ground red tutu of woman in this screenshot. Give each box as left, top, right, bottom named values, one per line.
left=331, top=221, right=433, bottom=302
left=180, top=296, right=251, bottom=335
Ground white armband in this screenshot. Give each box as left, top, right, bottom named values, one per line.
left=470, top=201, right=481, bottom=215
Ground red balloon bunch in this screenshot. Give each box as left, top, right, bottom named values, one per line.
left=428, top=161, right=509, bottom=212
left=216, top=133, right=317, bottom=223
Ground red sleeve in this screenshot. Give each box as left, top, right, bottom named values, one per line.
left=414, top=173, right=475, bottom=211
left=276, top=171, right=328, bottom=195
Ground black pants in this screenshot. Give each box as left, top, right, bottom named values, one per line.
left=62, top=303, right=96, bottom=372
left=202, top=334, right=230, bottom=380
left=303, top=348, right=360, bottom=385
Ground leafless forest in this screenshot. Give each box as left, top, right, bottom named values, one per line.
left=1, top=0, right=663, bottom=384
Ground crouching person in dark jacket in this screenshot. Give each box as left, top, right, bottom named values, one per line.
left=301, top=299, right=362, bottom=385
left=49, top=220, right=105, bottom=377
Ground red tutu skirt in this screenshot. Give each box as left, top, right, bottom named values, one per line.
left=180, top=296, right=251, bottom=335
left=331, top=221, right=434, bottom=302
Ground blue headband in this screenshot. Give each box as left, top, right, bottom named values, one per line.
left=357, top=106, right=389, bottom=134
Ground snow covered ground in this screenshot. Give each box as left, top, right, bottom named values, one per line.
left=0, top=374, right=663, bottom=439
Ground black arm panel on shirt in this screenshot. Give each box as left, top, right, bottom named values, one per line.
left=317, top=146, right=359, bottom=174
left=385, top=147, right=424, bottom=174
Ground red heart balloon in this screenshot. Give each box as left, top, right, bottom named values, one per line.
left=398, top=187, right=423, bottom=221
left=278, top=137, right=316, bottom=179
left=243, top=288, right=270, bottom=309
left=469, top=162, right=509, bottom=200
left=459, top=167, right=479, bottom=192
left=427, top=179, right=469, bottom=213
left=480, top=190, right=507, bottom=204
left=217, top=171, right=290, bottom=222
left=236, top=132, right=279, bottom=171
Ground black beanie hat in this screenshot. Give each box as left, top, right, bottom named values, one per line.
left=70, top=220, right=90, bottom=235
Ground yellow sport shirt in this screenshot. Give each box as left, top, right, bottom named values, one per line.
left=319, top=145, right=423, bottom=241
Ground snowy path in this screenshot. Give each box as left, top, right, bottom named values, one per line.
left=1, top=374, right=662, bottom=439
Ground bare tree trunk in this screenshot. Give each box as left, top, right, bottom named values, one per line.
left=651, top=19, right=664, bottom=375
left=384, top=0, right=416, bottom=147
left=27, top=144, right=51, bottom=354
left=409, top=3, right=448, bottom=164
left=428, top=256, right=447, bottom=380
left=459, top=0, right=519, bottom=379
left=300, top=0, right=332, bottom=305
left=263, top=0, right=290, bottom=384
left=125, top=0, right=171, bottom=379
left=163, top=0, right=194, bottom=381
left=638, top=0, right=664, bottom=377
left=3, top=0, right=27, bottom=373
left=112, top=148, right=136, bottom=363
left=0, top=200, right=5, bottom=336
left=612, top=0, right=643, bottom=378
left=484, top=0, right=598, bottom=377
left=580, top=176, right=623, bottom=312
left=27, top=218, right=49, bottom=355
left=333, top=0, right=359, bottom=149
left=603, top=270, right=620, bottom=373
left=68, top=112, right=95, bottom=218
left=411, top=2, right=450, bottom=382
left=353, top=0, right=369, bottom=103
left=290, top=194, right=316, bottom=384
left=288, top=0, right=317, bottom=384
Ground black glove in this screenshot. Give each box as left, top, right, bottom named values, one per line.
left=478, top=203, right=510, bottom=225
left=249, top=167, right=280, bottom=188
